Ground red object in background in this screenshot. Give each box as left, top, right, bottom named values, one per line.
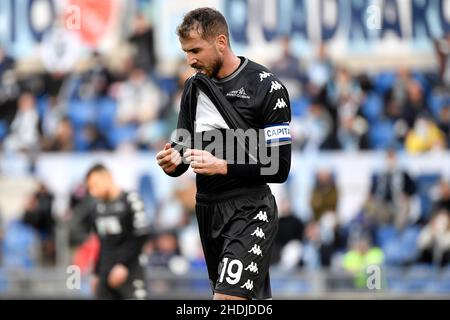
left=66, top=0, right=118, bottom=47
left=72, top=234, right=100, bottom=274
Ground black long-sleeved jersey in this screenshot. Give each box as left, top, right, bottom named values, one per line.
left=169, top=57, right=292, bottom=195
left=91, top=191, right=150, bottom=277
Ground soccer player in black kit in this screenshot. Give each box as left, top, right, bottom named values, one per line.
left=85, top=164, right=150, bottom=300
left=156, top=8, right=291, bottom=300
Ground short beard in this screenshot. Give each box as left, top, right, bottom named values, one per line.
left=209, top=56, right=223, bottom=79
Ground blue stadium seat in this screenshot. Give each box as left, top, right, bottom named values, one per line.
left=2, top=220, right=39, bottom=270
left=428, top=93, right=448, bottom=118
left=375, top=225, right=397, bottom=248
left=36, top=95, right=49, bottom=119
left=155, top=76, right=178, bottom=96
left=0, top=120, right=7, bottom=141
left=425, top=280, right=450, bottom=293
left=96, top=98, right=117, bottom=133
left=73, top=129, right=89, bottom=151
left=373, top=72, right=396, bottom=94
left=108, top=124, right=138, bottom=148
left=368, top=120, right=395, bottom=149
left=67, top=99, right=97, bottom=129
left=138, top=173, right=157, bottom=223
left=387, top=278, right=411, bottom=293
left=412, top=71, right=431, bottom=98
left=415, top=173, right=441, bottom=220
left=0, top=268, right=8, bottom=293
left=291, top=96, right=310, bottom=118
left=362, top=92, right=383, bottom=122
left=383, top=226, right=420, bottom=266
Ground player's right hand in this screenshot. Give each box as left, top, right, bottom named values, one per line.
left=108, top=264, right=129, bottom=289
left=156, top=143, right=182, bottom=174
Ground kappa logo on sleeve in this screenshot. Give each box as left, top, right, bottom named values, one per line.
left=269, top=81, right=283, bottom=93
left=273, top=98, right=288, bottom=110
left=259, top=71, right=272, bottom=82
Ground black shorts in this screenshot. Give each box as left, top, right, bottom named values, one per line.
left=195, top=185, right=278, bottom=299
left=96, top=265, right=147, bottom=300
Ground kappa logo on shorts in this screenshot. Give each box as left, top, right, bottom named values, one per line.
left=240, top=279, right=254, bottom=291
left=259, top=71, right=272, bottom=82
left=253, top=211, right=269, bottom=222
left=248, top=244, right=263, bottom=256
left=251, top=227, right=266, bottom=239
left=245, top=262, right=259, bottom=274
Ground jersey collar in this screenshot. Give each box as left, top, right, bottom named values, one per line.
left=213, top=56, right=248, bottom=84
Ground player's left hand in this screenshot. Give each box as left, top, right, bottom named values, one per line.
left=108, top=264, right=129, bottom=288
left=184, top=149, right=227, bottom=176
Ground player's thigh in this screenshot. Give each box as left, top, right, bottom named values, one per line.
left=196, top=202, right=223, bottom=283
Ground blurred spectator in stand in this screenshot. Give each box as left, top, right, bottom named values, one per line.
left=333, top=68, right=367, bottom=150
left=434, top=32, right=450, bottom=88
left=0, top=69, right=20, bottom=129
left=42, top=117, right=74, bottom=151
left=271, top=195, right=304, bottom=266
left=429, top=179, right=450, bottom=222
left=172, top=175, right=197, bottom=227
left=343, top=232, right=384, bottom=289
left=44, top=72, right=66, bottom=99
left=337, top=112, right=369, bottom=150
left=67, top=183, right=96, bottom=250
left=294, top=101, right=333, bottom=151
left=405, top=113, right=446, bottom=154
left=79, top=52, right=114, bottom=100
left=147, top=230, right=182, bottom=269
left=306, top=42, right=333, bottom=99
left=364, top=149, right=418, bottom=230
left=384, top=71, right=412, bottom=145
left=302, top=169, right=343, bottom=267
left=82, top=123, right=113, bottom=151
left=128, top=13, right=157, bottom=74
left=401, top=80, right=428, bottom=130
left=270, top=36, right=303, bottom=100
left=417, top=209, right=450, bottom=267
left=385, top=67, right=412, bottom=112
left=115, top=68, right=164, bottom=149
left=0, top=47, right=14, bottom=78
left=0, top=208, right=3, bottom=265
left=40, top=95, right=66, bottom=142
left=3, top=92, right=40, bottom=154
left=164, top=62, right=195, bottom=132
left=0, top=47, right=17, bottom=126
left=22, top=182, right=56, bottom=266
left=310, top=169, right=339, bottom=222
left=436, top=105, right=450, bottom=147
left=321, top=66, right=363, bottom=150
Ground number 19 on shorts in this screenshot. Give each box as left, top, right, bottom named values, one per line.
left=218, top=257, right=243, bottom=285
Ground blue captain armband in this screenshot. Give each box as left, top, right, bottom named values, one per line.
left=263, top=123, right=292, bottom=146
